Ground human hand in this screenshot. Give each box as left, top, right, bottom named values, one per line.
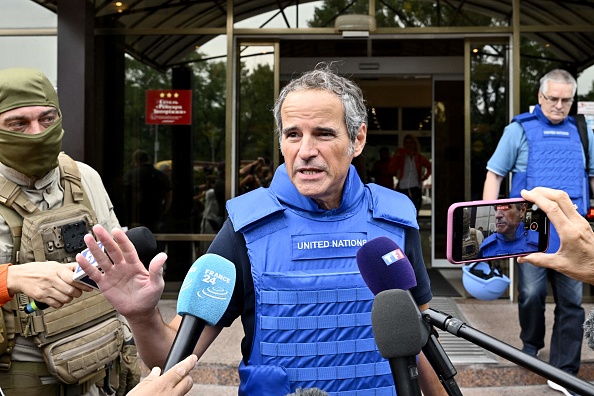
left=6, top=261, right=93, bottom=308
left=518, top=187, right=594, bottom=284
left=76, top=224, right=167, bottom=319
left=127, top=354, right=197, bottom=396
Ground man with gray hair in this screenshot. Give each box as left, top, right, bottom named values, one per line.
left=76, top=64, right=447, bottom=395
left=476, top=203, right=538, bottom=258
left=483, top=69, right=594, bottom=395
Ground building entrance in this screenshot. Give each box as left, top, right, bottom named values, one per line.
left=274, top=49, right=466, bottom=268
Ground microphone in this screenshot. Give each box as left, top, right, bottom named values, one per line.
left=356, top=236, right=463, bottom=396
left=24, top=226, right=157, bottom=314
left=162, top=253, right=236, bottom=372
left=372, top=289, right=423, bottom=396
left=356, top=236, right=417, bottom=294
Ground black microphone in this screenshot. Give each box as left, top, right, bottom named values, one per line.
left=356, top=237, right=463, bottom=396
left=372, top=289, right=423, bottom=396
left=162, top=253, right=236, bottom=372
left=24, top=226, right=157, bottom=314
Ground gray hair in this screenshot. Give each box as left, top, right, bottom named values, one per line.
left=273, top=63, right=367, bottom=156
left=539, top=69, right=577, bottom=97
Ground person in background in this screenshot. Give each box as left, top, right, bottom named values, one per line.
left=123, top=149, right=172, bottom=232
left=370, top=146, right=395, bottom=189
left=77, top=65, right=447, bottom=396
left=390, top=134, right=431, bottom=214
left=483, top=69, right=594, bottom=395
left=238, top=157, right=271, bottom=193
left=0, top=68, right=140, bottom=395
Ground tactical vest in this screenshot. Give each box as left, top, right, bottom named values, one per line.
left=0, top=153, right=123, bottom=391
left=511, top=109, right=588, bottom=252
left=227, top=182, right=417, bottom=396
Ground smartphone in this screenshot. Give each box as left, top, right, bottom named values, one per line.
left=446, top=198, right=549, bottom=264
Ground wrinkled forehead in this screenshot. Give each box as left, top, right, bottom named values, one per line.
left=0, top=68, right=59, bottom=115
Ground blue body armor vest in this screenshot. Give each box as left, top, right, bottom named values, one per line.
left=478, top=222, right=539, bottom=258
left=226, top=165, right=418, bottom=396
left=510, top=106, right=588, bottom=252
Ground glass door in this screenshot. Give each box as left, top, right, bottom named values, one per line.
left=234, top=41, right=279, bottom=197
left=432, top=37, right=511, bottom=268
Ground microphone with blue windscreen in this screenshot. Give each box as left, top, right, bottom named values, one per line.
left=163, top=253, right=236, bottom=372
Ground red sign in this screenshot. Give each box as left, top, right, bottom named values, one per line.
left=146, top=90, right=192, bottom=125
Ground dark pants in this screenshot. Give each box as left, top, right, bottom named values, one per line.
left=517, top=261, right=584, bottom=374
left=397, top=186, right=423, bottom=214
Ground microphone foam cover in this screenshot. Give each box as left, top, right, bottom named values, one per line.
left=356, top=236, right=417, bottom=295
left=372, top=289, right=423, bottom=358
left=177, top=253, right=236, bottom=326
left=126, top=226, right=157, bottom=266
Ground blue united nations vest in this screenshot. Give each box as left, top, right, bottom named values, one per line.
left=226, top=165, right=417, bottom=396
left=478, top=222, right=539, bottom=258
left=510, top=106, right=588, bottom=252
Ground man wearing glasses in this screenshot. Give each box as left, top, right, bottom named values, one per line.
left=483, top=69, right=594, bottom=395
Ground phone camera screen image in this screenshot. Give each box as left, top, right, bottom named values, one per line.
left=448, top=199, right=549, bottom=264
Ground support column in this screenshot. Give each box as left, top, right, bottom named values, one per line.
left=57, top=0, right=95, bottom=164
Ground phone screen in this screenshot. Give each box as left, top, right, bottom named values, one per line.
left=447, top=199, right=549, bottom=264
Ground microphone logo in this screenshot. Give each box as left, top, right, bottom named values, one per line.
left=197, top=286, right=230, bottom=300
left=179, top=267, right=233, bottom=300
left=382, top=248, right=405, bottom=265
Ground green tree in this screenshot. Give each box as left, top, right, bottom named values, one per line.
left=239, top=62, right=275, bottom=163
left=308, top=0, right=495, bottom=28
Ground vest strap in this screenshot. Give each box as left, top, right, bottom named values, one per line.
left=326, top=385, right=395, bottom=396
left=261, top=312, right=371, bottom=330
left=286, top=361, right=391, bottom=382
left=261, top=337, right=378, bottom=357
left=58, top=152, right=85, bottom=204
left=0, top=179, right=39, bottom=216
left=260, top=287, right=373, bottom=305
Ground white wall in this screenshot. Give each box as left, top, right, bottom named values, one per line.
left=0, top=0, right=57, bottom=86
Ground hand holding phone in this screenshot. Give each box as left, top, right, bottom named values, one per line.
left=446, top=198, right=550, bottom=264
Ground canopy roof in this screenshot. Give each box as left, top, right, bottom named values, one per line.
left=31, top=0, right=594, bottom=72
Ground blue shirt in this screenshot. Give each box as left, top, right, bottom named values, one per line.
left=487, top=118, right=594, bottom=177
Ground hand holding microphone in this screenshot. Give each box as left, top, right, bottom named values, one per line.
left=6, top=261, right=92, bottom=313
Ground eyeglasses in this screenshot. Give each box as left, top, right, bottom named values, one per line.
left=541, top=92, right=574, bottom=107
